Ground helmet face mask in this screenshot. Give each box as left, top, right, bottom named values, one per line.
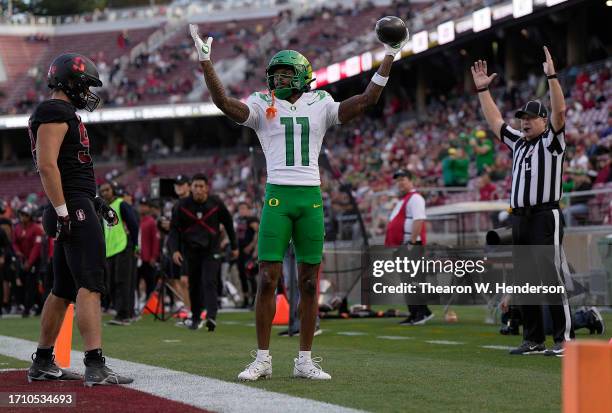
left=48, top=53, right=103, bottom=112
left=265, top=50, right=314, bottom=100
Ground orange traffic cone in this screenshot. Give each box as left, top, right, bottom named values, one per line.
left=563, top=340, right=612, bottom=413
left=54, top=304, right=74, bottom=368
left=142, top=292, right=160, bottom=315
left=272, top=294, right=289, bottom=325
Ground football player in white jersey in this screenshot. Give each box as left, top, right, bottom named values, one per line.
left=189, top=23, right=408, bottom=381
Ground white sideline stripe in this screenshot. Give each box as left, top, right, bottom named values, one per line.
left=425, top=340, right=464, bottom=345
left=0, top=335, right=365, bottom=413
left=377, top=336, right=412, bottom=340
left=337, top=332, right=367, bottom=336
left=481, top=345, right=514, bottom=351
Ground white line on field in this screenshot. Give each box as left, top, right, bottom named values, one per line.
left=376, top=336, right=412, bottom=340
left=337, top=332, right=367, bottom=336
left=480, top=345, right=514, bottom=351
left=425, top=340, right=464, bottom=345
left=0, top=335, right=365, bottom=413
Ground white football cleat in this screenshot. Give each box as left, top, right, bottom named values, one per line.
left=293, top=356, right=331, bottom=380
left=237, top=351, right=272, bottom=381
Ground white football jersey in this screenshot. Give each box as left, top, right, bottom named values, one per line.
left=240, top=90, right=341, bottom=186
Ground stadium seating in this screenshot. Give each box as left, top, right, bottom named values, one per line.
left=0, top=162, right=123, bottom=199
left=0, top=27, right=156, bottom=112
left=0, top=0, right=523, bottom=112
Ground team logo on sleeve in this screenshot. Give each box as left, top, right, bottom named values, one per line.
left=76, top=209, right=86, bottom=221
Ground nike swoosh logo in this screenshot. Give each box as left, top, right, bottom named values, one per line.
left=41, top=369, right=63, bottom=378
left=313, top=204, right=321, bottom=208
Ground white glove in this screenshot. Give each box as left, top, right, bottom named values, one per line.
left=189, top=24, right=213, bottom=61
left=383, top=29, right=410, bottom=57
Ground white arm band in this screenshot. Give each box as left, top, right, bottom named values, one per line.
left=55, top=204, right=68, bottom=217
left=371, top=73, right=389, bottom=87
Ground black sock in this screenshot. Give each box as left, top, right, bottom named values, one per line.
left=84, top=348, right=104, bottom=364
left=35, top=346, right=54, bottom=360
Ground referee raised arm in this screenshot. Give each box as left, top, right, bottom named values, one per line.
left=472, top=46, right=574, bottom=356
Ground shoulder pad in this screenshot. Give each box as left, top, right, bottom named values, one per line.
left=306, top=90, right=331, bottom=105
left=30, top=100, right=76, bottom=124
left=250, top=92, right=272, bottom=105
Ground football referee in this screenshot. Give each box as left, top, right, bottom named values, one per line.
left=472, top=46, right=573, bottom=356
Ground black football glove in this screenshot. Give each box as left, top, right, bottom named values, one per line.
left=94, top=197, right=118, bottom=226
left=56, top=215, right=72, bottom=242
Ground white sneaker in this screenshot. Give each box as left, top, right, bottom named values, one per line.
left=293, top=356, right=331, bottom=380
left=237, top=351, right=272, bottom=381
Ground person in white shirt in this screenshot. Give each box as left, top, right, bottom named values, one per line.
left=384, top=169, right=432, bottom=325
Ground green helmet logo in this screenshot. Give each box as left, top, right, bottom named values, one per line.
left=266, top=50, right=314, bottom=100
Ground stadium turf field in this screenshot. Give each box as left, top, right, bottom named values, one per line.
left=1, top=306, right=610, bottom=413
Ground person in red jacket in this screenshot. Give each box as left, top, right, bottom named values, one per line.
left=138, top=197, right=160, bottom=300
left=13, top=204, right=44, bottom=317
left=384, top=170, right=432, bottom=326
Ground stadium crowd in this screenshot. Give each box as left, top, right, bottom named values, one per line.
left=2, top=58, right=610, bottom=235
left=4, top=0, right=521, bottom=113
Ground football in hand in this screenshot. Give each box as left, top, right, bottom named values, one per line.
left=375, top=16, right=408, bottom=46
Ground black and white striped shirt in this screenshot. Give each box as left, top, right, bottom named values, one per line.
left=500, top=122, right=566, bottom=208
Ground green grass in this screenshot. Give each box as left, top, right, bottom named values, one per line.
left=0, top=354, right=30, bottom=369
left=1, top=306, right=610, bottom=413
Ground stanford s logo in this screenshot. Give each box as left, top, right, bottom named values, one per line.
left=72, top=56, right=86, bottom=73
left=76, top=209, right=86, bottom=221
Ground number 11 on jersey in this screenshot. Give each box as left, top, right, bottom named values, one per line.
left=280, top=116, right=310, bottom=166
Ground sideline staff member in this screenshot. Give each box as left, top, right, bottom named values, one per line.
left=169, top=174, right=238, bottom=331
left=472, top=46, right=573, bottom=356
left=384, top=169, right=431, bottom=326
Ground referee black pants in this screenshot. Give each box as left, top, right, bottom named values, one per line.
left=512, top=208, right=574, bottom=344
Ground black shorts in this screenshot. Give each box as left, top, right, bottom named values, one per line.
left=43, top=198, right=106, bottom=301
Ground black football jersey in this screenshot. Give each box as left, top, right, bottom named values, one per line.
left=28, top=99, right=96, bottom=199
